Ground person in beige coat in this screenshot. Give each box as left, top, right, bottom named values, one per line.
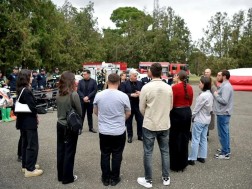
left=137, top=63, right=173, bottom=188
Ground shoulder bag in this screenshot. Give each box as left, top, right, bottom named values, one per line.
left=66, top=93, right=82, bottom=134
left=15, top=88, right=32, bottom=113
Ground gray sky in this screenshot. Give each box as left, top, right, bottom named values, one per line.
left=52, top=0, right=252, bottom=41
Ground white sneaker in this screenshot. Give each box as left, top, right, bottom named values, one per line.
left=25, top=169, right=43, bottom=177
left=162, top=177, right=170, bottom=186
left=74, top=175, right=78, bottom=181
left=215, top=154, right=230, bottom=160
left=137, top=177, right=152, bottom=188
left=22, top=164, right=40, bottom=173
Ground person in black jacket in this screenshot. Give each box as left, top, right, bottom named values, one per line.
left=77, top=70, right=98, bottom=133
left=7, top=66, right=19, bottom=92
left=37, top=69, right=47, bottom=90
left=31, top=70, right=38, bottom=91
left=141, top=69, right=152, bottom=86
left=120, top=69, right=143, bottom=143
left=16, top=69, right=43, bottom=177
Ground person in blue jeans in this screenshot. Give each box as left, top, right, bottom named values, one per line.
left=213, top=70, right=234, bottom=159
left=188, top=76, right=213, bottom=165
left=138, top=63, right=173, bottom=188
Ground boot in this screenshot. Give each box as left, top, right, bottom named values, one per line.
left=0, top=108, right=8, bottom=122
left=6, top=108, right=14, bottom=121
left=10, top=110, right=17, bottom=120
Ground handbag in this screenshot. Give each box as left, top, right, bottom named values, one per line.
left=14, top=88, right=32, bottom=113
left=66, top=93, right=82, bottom=133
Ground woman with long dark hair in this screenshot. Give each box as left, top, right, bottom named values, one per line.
left=56, top=71, right=82, bottom=184
left=16, top=69, right=43, bottom=177
left=188, top=76, right=213, bottom=165
left=169, top=70, right=193, bottom=171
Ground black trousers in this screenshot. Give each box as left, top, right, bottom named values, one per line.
left=18, top=130, right=22, bottom=157
left=21, top=129, right=39, bottom=171
left=81, top=102, right=93, bottom=130
left=126, top=105, right=143, bottom=138
left=57, top=122, right=79, bottom=184
left=99, top=132, right=126, bottom=180
left=169, top=107, right=192, bottom=171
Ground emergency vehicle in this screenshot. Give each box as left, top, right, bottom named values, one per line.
left=139, top=62, right=190, bottom=80
left=169, top=63, right=190, bottom=75
left=139, top=62, right=170, bottom=79
left=82, top=62, right=127, bottom=80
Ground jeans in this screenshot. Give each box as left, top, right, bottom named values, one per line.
left=188, top=122, right=208, bottom=160
left=143, top=127, right=170, bottom=181
left=99, top=132, right=126, bottom=180
left=217, top=115, right=231, bottom=155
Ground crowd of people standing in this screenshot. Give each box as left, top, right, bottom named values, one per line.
left=1, top=63, right=234, bottom=188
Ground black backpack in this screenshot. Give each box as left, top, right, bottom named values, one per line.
left=66, top=93, right=82, bottom=134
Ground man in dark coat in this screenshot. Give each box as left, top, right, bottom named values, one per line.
left=31, top=70, right=38, bottom=90
left=120, top=69, right=143, bottom=143
left=141, top=69, right=152, bottom=86
left=77, top=70, right=98, bottom=133
left=7, top=66, right=19, bottom=92
left=37, top=69, right=47, bottom=90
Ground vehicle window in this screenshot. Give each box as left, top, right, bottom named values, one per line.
left=172, top=65, right=177, bottom=70
left=180, top=65, right=188, bottom=71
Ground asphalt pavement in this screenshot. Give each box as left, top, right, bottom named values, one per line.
left=0, top=85, right=252, bottom=189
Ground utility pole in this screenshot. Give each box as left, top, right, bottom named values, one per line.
left=153, top=0, right=160, bottom=29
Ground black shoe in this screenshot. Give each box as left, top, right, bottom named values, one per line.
left=127, top=137, right=132, bottom=143
left=138, top=136, right=143, bottom=141
left=89, top=128, right=97, bottom=133
left=101, top=178, right=110, bottom=186
left=188, top=160, right=195, bottom=165
left=197, top=158, right=205, bottom=163
left=111, top=177, right=121, bottom=186
left=17, top=156, right=22, bottom=162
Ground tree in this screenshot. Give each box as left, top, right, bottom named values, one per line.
left=110, top=7, right=152, bottom=35
left=203, top=12, right=231, bottom=58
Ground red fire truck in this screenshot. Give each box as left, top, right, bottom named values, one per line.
left=139, top=62, right=189, bottom=76
left=139, top=62, right=170, bottom=79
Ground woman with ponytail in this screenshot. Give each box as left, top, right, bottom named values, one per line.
left=169, top=70, right=193, bottom=171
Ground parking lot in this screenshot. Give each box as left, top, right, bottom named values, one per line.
left=0, top=85, right=252, bottom=189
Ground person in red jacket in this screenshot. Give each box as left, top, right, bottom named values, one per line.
left=169, top=70, right=193, bottom=172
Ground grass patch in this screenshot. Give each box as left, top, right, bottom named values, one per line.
left=189, top=74, right=200, bottom=84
